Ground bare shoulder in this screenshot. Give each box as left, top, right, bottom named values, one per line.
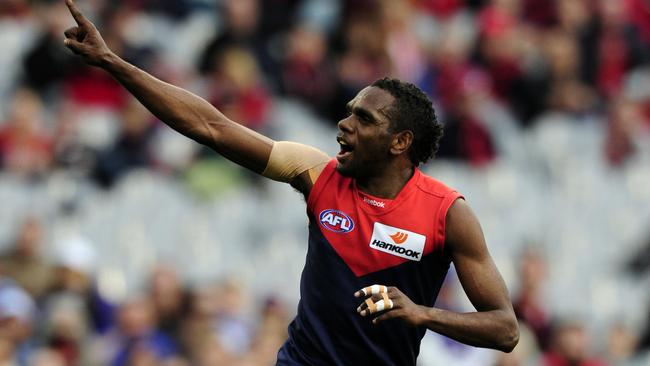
left=445, top=198, right=486, bottom=256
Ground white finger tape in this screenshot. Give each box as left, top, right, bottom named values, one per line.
left=363, top=285, right=387, bottom=296
left=374, top=299, right=393, bottom=312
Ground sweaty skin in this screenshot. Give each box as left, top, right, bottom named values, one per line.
left=62, top=0, right=518, bottom=354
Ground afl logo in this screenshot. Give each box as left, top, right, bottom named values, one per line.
left=319, top=209, right=355, bottom=233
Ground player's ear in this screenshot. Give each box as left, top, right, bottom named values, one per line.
left=390, top=130, right=413, bottom=157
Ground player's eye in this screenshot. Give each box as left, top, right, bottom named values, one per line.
left=358, top=113, right=372, bottom=123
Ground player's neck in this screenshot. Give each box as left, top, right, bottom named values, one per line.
left=356, top=164, right=415, bottom=199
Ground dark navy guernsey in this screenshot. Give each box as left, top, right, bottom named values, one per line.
left=277, top=160, right=463, bottom=366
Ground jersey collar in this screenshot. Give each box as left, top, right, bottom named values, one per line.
left=353, top=168, right=421, bottom=216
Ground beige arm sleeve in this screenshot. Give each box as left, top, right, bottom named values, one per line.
left=262, top=141, right=330, bottom=184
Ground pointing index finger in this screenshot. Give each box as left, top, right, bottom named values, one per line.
left=65, top=0, right=88, bottom=26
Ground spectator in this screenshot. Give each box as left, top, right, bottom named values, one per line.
left=243, top=297, right=289, bottom=366
left=0, top=217, right=53, bottom=301
left=192, top=334, right=235, bottom=366
left=199, top=0, right=278, bottom=84
left=281, top=24, right=337, bottom=118
left=40, top=293, right=92, bottom=366
left=476, top=0, right=526, bottom=102
left=206, top=47, right=271, bottom=132
left=521, top=0, right=556, bottom=27
left=147, top=265, right=187, bottom=345
left=43, top=236, right=114, bottom=336
left=27, top=348, right=66, bottom=366
left=605, top=322, right=638, bottom=364
left=0, top=0, right=29, bottom=18
left=0, top=280, right=36, bottom=366
left=50, top=101, right=97, bottom=175
left=179, top=284, right=221, bottom=358
left=212, top=278, right=253, bottom=357
left=63, top=67, right=128, bottom=111
left=0, top=89, right=52, bottom=178
left=542, top=320, right=607, bottom=366
left=333, top=15, right=392, bottom=121
left=380, top=0, right=427, bottom=83
left=590, top=0, right=646, bottom=98
left=415, top=0, right=465, bottom=19
left=513, top=248, right=551, bottom=350
left=604, top=98, right=643, bottom=167
left=110, top=295, right=179, bottom=366
left=93, top=98, right=156, bottom=187
left=627, top=0, right=650, bottom=47
left=436, top=67, right=498, bottom=165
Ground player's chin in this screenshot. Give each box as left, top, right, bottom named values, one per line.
left=335, top=161, right=356, bottom=177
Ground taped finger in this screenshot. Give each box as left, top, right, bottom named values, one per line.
left=361, top=285, right=387, bottom=296
left=372, top=294, right=394, bottom=313
left=382, top=293, right=394, bottom=310
left=366, top=296, right=394, bottom=314
left=365, top=298, right=377, bottom=314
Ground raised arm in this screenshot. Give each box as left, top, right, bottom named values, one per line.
left=427, top=199, right=519, bottom=352
left=62, top=0, right=328, bottom=191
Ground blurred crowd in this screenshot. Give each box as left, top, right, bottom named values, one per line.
left=1, top=0, right=650, bottom=365
left=1, top=216, right=289, bottom=366
left=1, top=0, right=649, bottom=182
left=0, top=215, right=646, bottom=366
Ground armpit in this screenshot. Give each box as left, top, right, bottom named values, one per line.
left=262, top=141, right=330, bottom=184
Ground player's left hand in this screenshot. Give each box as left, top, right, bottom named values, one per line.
left=355, top=285, right=428, bottom=326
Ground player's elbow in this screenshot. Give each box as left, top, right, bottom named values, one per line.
left=497, top=316, right=520, bottom=353
left=195, top=118, right=223, bottom=147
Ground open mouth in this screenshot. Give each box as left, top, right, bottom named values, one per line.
left=337, top=138, right=354, bottom=161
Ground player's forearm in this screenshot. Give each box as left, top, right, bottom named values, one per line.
left=101, top=53, right=228, bottom=149
left=419, top=307, right=519, bottom=352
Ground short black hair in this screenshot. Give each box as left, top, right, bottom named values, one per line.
left=371, top=78, right=443, bottom=166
